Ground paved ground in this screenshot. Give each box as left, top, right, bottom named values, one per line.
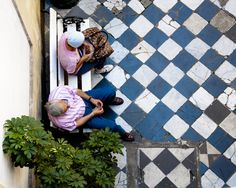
left=43, top=0, right=236, bottom=187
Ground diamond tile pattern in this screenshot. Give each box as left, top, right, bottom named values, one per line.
left=138, top=147, right=197, bottom=187
left=114, top=147, right=128, bottom=188
left=59, top=0, right=236, bottom=186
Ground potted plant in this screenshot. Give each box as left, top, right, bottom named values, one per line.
left=50, top=0, right=80, bottom=9
left=3, top=116, right=123, bottom=187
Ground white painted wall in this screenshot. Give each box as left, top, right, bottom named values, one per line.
left=0, top=0, right=30, bottom=187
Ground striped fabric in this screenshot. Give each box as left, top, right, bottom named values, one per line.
left=48, top=86, right=86, bottom=131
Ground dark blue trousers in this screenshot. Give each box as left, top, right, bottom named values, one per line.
left=84, top=87, right=126, bottom=135
left=77, top=58, right=105, bottom=75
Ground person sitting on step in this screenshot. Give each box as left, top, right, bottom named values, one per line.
left=58, top=30, right=113, bottom=75
left=45, top=85, right=134, bottom=142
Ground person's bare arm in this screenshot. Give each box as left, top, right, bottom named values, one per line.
left=75, top=107, right=104, bottom=127
left=83, top=41, right=94, bottom=59
left=73, top=43, right=94, bottom=74
left=73, top=54, right=91, bottom=74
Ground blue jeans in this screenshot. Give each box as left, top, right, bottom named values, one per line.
left=83, top=87, right=126, bottom=135
left=77, top=58, right=105, bottom=75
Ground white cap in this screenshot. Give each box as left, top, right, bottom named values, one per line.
left=67, top=31, right=85, bottom=48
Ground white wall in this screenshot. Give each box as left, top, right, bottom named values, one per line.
left=0, top=0, right=30, bottom=187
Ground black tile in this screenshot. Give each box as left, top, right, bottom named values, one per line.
left=155, top=177, right=177, bottom=188
left=208, top=154, right=220, bottom=167
left=210, top=155, right=236, bottom=182
left=208, top=127, right=234, bottom=153
left=153, top=149, right=179, bottom=175
left=139, top=150, right=152, bottom=170
left=91, top=5, right=115, bottom=27
left=121, top=103, right=146, bottom=128
left=226, top=24, right=236, bottom=43
left=205, top=100, right=231, bottom=124
left=65, top=6, right=88, bottom=19
left=138, top=182, right=149, bottom=188
left=199, top=142, right=207, bottom=154
left=121, top=166, right=127, bottom=174
left=186, top=178, right=198, bottom=188
left=182, top=151, right=197, bottom=171
left=182, top=151, right=198, bottom=183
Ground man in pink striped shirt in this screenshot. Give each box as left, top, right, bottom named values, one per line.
left=45, top=86, right=134, bottom=141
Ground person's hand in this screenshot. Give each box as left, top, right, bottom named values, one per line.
left=82, top=54, right=91, bottom=62
left=83, top=42, right=94, bottom=60
left=92, top=107, right=104, bottom=116
left=90, top=98, right=103, bottom=109
left=84, top=42, right=94, bottom=54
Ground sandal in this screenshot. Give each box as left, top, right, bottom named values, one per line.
left=110, top=97, right=124, bottom=105
left=122, top=133, right=135, bottom=142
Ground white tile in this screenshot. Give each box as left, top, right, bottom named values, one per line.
left=158, top=15, right=180, bottom=36
left=78, top=0, right=100, bottom=15
left=187, top=61, right=211, bottom=85
left=131, top=41, right=156, bottom=62
left=158, top=38, right=182, bottom=60
left=128, top=0, right=145, bottom=14
left=220, top=113, right=236, bottom=139
left=110, top=41, right=129, bottom=63
left=113, top=148, right=127, bottom=188
left=115, top=116, right=133, bottom=133
left=227, top=171, right=236, bottom=187
left=201, top=169, right=225, bottom=188
left=160, top=63, right=184, bottom=86
left=130, top=15, right=154, bottom=37
left=180, top=0, right=204, bottom=10
left=104, top=18, right=128, bottom=39
left=225, top=0, right=236, bottom=17
left=200, top=154, right=209, bottom=167
left=105, top=66, right=127, bottom=88
left=215, top=60, right=236, bottom=84
left=153, top=0, right=177, bottom=13
left=164, top=115, right=189, bottom=139
left=224, top=142, right=236, bottom=165
left=218, top=87, right=236, bottom=111
left=185, top=38, right=210, bottom=60
left=206, top=142, right=220, bottom=155
left=103, top=0, right=126, bottom=11
left=192, top=114, right=217, bottom=139
left=169, top=148, right=194, bottom=162
left=167, top=164, right=190, bottom=187
left=115, top=147, right=127, bottom=169
left=162, top=88, right=187, bottom=112
left=140, top=148, right=165, bottom=161
left=135, top=89, right=159, bottom=113
left=115, top=171, right=127, bottom=188
left=111, top=90, right=131, bottom=115
left=190, top=87, right=214, bottom=110
left=143, top=162, right=165, bottom=187
left=89, top=17, right=102, bottom=30
left=183, top=13, right=208, bottom=35
left=212, top=35, right=236, bottom=56
left=91, top=70, right=103, bottom=88
left=133, top=65, right=157, bottom=87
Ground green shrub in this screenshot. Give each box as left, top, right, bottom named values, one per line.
left=2, top=116, right=123, bottom=188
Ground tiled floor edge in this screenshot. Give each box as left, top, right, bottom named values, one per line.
left=124, top=139, right=202, bottom=188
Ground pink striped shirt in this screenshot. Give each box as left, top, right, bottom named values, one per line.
left=48, top=86, right=86, bottom=131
